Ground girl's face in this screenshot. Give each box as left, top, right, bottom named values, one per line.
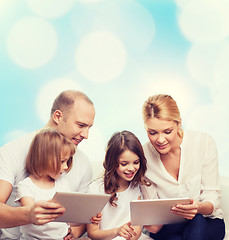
left=49, top=151, right=71, bottom=180
left=116, top=150, right=140, bottom=184
left=145, top=117, right=181, bottom=155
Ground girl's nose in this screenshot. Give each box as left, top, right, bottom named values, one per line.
left=127, top=164, right=134, bottom=171
left=63, top=162, right=68, bottom=170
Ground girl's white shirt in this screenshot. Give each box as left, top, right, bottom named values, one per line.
left=89, top=178, right=142, bottom=239
left=16, top=176, right=71, bottom=240
left=142, top=130, right=223, bottom=219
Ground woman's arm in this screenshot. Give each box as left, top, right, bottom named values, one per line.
left=87, top=222, right=141, bottom=240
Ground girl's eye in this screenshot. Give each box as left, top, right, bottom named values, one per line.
left=134, top=160, right=140, bottom=165
left=165, top=130, right=172, bottom=134
left=120, top=163, right=127, bottom=166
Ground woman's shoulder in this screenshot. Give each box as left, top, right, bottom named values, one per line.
left=183, top=130, right=215, bottom=143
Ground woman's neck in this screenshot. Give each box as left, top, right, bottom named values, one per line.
left=29, top=174, right=55, bottom=189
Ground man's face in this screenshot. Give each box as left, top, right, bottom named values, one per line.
left=55, top=99, right=95, bottom=146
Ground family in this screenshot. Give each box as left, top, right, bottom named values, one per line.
left=0, top=90, right=225, bottom=240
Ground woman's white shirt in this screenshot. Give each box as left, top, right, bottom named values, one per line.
left=142, top=130, right=223, bottom=219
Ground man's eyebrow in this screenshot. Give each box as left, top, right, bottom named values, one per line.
left=76, top=121, right=87, bottom=125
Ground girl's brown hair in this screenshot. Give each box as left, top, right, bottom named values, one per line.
left=142, top=94, right=183, bottom=137
left=103, top=130, right=149, bottom=207
left=26, top=128, right=75, bottom=178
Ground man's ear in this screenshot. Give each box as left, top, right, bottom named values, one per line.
left=53, top=110, right=63, bottom=124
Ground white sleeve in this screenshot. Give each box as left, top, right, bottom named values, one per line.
left=88, top=178, right=104, bottom=194
left=140, top=182, right=158, bottom=199
left=65, top=149, right=93, bottom=193
left=0, top=145, right=16, bottom=185
left=200, top=134, right=221, bottom=216
left=16, top=179, right=34, bottom=202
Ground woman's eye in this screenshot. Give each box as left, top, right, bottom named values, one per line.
left=149, top=132, right=156, bottom=135
left=134, top=161, right=140, bottom=165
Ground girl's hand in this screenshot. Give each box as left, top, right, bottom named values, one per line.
left=90, top=212, right=102, bottom=225
left=116, top=222, right=137, bottom=240
left=144, top=224, right=163, bottom=234
left=63, top=227, right=74, bottom=240
left=170, top=199, right=198, bottom=220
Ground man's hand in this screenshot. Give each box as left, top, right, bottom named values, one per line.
left=29, top=200, right=65, bottom=225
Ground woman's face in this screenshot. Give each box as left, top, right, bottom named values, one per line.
left=145, top=117, right=181, bottom=155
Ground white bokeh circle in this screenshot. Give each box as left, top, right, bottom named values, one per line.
left=178, top=0, right=229, bottom=43
left=36, top=78, right=82, bottom=123
left=174, top=0, right=189, bottom=8
left=71, top=1, right=155, bottom=54
left=213, top=44, right=229, bottom=89
left=7, top=17, right=57, bottom=69
left=75, top=32, right=127, bottom=83
left=113, top=1, right=155, bottom=53
left=78, top=0, right=103, bottom=2
left=27, top=0, right=75, bottom=18
left=137, top=74, right=196, bottom=122
left=187, top=42, right=228, bottom=86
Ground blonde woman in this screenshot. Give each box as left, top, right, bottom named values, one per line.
left=141, top=94, right=225, bottom=240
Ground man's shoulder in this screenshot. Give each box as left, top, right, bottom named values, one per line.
left=0, top=131, right=38, bottom=170
left=1, top=131, right=37, bottom=153
left=73, top=148, right=91, bottom=165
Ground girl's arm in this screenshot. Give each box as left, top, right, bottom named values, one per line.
left=64, top=224, right=86, bottom=240
left=20, top=196, right=35, bottom=206
left=87, top=222, right=142, bottom=240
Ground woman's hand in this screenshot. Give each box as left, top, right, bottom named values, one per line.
left=170, top=199, right=198, bottom=220
left=143, top=224, right=163, bottom=234
left=116, top=222, right=137, bottom=240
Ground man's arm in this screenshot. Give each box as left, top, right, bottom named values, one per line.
left=0, top=179, right=65, bottom=228
left=0, top=180, right=31, bottom=228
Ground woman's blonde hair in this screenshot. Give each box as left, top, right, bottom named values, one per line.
left=26, top=128, right=75, bottom=178
left=142, top=94, right=183, bottom=137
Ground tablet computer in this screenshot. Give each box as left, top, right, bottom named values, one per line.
left=130, top=198, right=191, bottom=226
left=52, top=192, right=110, bottom=223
